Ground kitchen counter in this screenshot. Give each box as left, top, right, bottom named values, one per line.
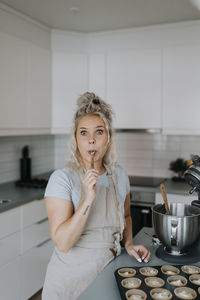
left=0, top=173, right=192, bottom=214
left=0, top=171, right=52, bottom=213
left=131, top=178, right=191, bottom=196
left=77, top=227, right=200, bottom=300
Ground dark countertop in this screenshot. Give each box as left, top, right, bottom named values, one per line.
left=0, top=171, right=53, bottom=213
left=130, top=178, right=191, bottom=196
left=0, top=172, right=191, bottom=214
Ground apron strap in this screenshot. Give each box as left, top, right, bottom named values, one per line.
left=105, top=165, right=125, bottom=242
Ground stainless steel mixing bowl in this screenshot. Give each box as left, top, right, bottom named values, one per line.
left=153, top=203, right=200, bottom=255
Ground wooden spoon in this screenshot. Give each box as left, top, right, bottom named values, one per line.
left=160, top=183, right=171, bottom=215
left=90, top=151, right=95, bottom=169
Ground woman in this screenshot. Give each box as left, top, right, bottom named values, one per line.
left=42, top=92, right=150, bottom=300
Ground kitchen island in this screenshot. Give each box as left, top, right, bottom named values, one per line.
left=77, top=227, right=200, bottom=300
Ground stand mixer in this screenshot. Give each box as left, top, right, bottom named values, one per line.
left=153, top=155, right=200, bottom=263
left=184, top=155, right=200, bottom=207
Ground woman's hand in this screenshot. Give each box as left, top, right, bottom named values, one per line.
left=125, top=243, right=151, bottom=263
left=82, top=169, right=99, bottom=204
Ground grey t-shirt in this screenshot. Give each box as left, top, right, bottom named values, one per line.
left=45, top=164, right=130, bottom=211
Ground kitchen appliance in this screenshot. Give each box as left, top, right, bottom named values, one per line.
left=153, top=203, right=200, bottom=255
left=184, top=155, right=200, bottom=207
left=16, top=145, right=48, bottom=188
left=130, top=176, right=166, bottom=237
left=153, top=155, right=200, bottom=263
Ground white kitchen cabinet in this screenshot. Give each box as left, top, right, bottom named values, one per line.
left=52, top=52, right=88, bottom=133
left=88, top=54, right=106, bottom=99
left=163, top=46, right=200, bottom=135
left=22, top=198, right=47, bottom=228
left=0, top=257, right=21, bottom=300
left=0, top=207, right=21, bottom=267
left=0, top=32, right=51, bottom=136
left=155, top=192, right=194, bottom=205
left=29, top=44, right=51, bottom=130
left=0, top=32, right=29, bottom=129
left=21, top=199, right=54, bottom=299
left=0, top=207, right=21, bottom=300
left=21, top=239, right=54, bottom=300
left=23, top=219, right=50, bottom=253
left=0, top=206, right=20, bottom=238
left=106, top=49, right=162, bottom=129
left=0, top=231, right=20, bottom=267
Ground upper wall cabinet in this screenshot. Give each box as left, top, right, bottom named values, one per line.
left=52, top=52, right=88, bottom=133
left=0, top=33, right=29, bottom=129
left=163, top=46, right=200, bottom=135
left=89, top=54, right=106, bottom=99
left=0, top=31, right=51, bottom=136
left=29, top=44, right=51, bottom=130
left=106, top=49, right=162, bottom=129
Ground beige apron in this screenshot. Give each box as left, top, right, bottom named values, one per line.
left=42, top=167, right=125, bottom=300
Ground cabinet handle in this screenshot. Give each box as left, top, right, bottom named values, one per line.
left=37, top=217, right=48, bottom=224
left=36, top=238, right=51, bottom=248
left=141, top=209, right=150, bottom=214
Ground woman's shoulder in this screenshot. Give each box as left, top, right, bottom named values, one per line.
left=112, top=164, right=129, bottom=178
left=49, top=167, right=79, bottom=184
left=111, top=164, right=130, bottom=195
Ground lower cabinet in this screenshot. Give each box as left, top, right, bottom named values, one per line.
left=131, top=205, right=152, bottom=237
left=21, top=239, right=54, bottom=300
left=0, top=257, right=21, bottom=300
left=0, top=200, right=55, bottom=300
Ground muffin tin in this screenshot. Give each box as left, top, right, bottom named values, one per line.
left=115, top=265, right=200, bottom=300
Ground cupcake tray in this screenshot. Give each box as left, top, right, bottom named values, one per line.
left=114, top=265, right=200, bottom=300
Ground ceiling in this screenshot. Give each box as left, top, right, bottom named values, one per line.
left=1, top=0, right=200, bottom=32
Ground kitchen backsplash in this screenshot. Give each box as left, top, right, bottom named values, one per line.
left=0, top=135, right=54, bottom=184
left=0, top=133, right=200, bottom=184
left=54, top=132, right=200, bottom=178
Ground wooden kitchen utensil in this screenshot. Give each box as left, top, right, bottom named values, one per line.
left=91, top=151, right=95, bottom=169
left=160, top=183, right=171, bottom=215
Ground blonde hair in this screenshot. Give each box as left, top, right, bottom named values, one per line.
left=67, top=92, right=117, bottom=170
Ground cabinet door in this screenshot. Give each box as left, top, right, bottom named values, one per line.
left=22, top=219, right=50, bottom=253
left=0, top=257, right=21, bottom=300
left=89, top=54, right=106, bottom=99
left=52, top=52, right=88, bottom=132
left=0, top=206, right=20, bottom=239
left=163, top=46, right=200, bottom=134
left=0, top=32, right=29, bottom=129
left=106, top=49, right=162, bottom=129
left=29, top=44, right=51, bottom=129
left=0, top=231, right=20, bottom=267
left=22, top=199, right=47, bottom=228
left=21, top=239, right=54, bottom=300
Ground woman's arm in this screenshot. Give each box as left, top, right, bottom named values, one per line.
left=46, top=169, right=98, bottom=252
left=123, top=193, right=151, bottom=263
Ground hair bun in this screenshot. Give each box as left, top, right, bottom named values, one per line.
left=92, top=98, right=100, bottom=105
left=76, top=92, right=114, bottom=123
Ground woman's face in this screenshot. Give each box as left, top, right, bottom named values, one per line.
left=76, top=114, right=108, bottom=169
